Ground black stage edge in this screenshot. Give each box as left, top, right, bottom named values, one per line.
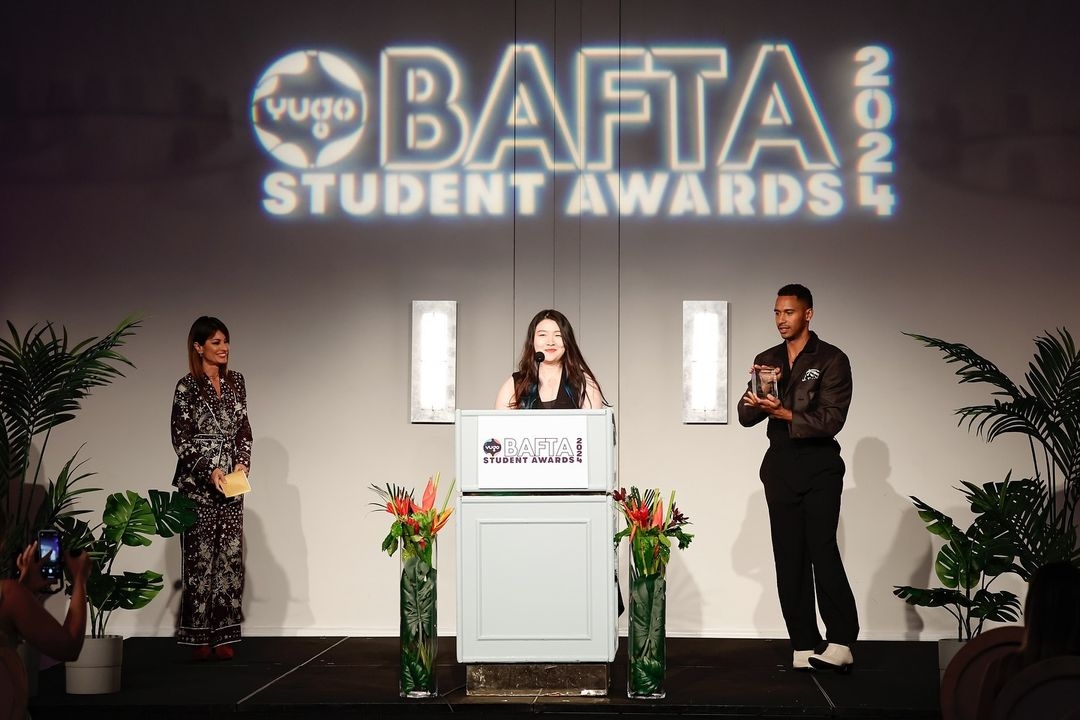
left=28, top=637, right=940, bottom=719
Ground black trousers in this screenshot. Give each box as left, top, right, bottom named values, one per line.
left=761, top=442, right=859, bottom=651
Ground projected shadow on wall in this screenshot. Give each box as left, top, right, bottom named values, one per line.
left=729, top=437, right=931, bottom=639
left=242, top=438, right=314, bottom=632
left=730, top=489, right=785, bottom=634
left=844, top=436, right=929, bottom=639
left=665, top=547, right=703, bottom=635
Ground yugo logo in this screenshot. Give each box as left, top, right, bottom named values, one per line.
left=252, top=43, right=896, bottom=219
left=251, top=50, right=369, bottom=169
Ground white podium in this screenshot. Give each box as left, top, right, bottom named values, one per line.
left=456, top=409, right=618, bottom=664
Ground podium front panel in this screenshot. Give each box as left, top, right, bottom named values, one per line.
left=456, top=495, right=617, bottom=663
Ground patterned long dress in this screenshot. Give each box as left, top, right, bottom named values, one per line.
left=171, top=370, right=253, bottom=647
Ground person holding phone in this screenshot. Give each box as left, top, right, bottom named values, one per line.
left=171, top=316, right=252, bottom=661
left=495, top=309, right=607, bottom=410
left=1, top=535, right=92, bottom=720
left=36, top=529, right=63, bottom=582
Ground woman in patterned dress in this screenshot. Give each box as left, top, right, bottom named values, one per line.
left=171, top=316, right=252, bottom=661
left=495, top=309, right=607, bottom=410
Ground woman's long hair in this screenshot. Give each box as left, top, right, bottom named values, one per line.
left=511, top=309, right=606, bottom=408
left=186, top=316, right=233, bottom=390
left=1020, top=561, right=1080, bottom=664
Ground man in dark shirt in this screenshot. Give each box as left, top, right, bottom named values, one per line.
left=737, top=284, right=858, bottom=673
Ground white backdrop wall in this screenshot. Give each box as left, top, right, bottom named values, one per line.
left=2, top=0, right=1078, bottom=641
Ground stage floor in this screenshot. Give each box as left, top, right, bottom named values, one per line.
left=28, top=636, right=940, bottom=719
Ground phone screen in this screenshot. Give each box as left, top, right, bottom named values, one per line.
left=38, top=530, right=63, bottom=581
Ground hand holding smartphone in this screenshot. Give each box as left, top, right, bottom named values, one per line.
left=37, top=528, right=64, bottom=582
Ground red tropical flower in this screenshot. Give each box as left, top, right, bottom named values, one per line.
left=371, top=473, right=457, bottom=559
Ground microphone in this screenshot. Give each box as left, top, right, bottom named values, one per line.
left=534, top=351, right=545, bottom=364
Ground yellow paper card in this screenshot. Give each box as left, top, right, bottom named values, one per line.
left=222, top=470, right=251, bottom=498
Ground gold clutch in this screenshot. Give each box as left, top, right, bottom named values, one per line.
left=221, top=470, right=251, bottom=497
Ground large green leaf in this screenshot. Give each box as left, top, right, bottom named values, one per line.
left=400, top=654, right=432, bottom=695
left=893, top=586, right=968, bottom=609
left=400, top=555, right=437, bottom=643
left=969, top=589, right=1021, bottom=624
left=934, top=536, right=977, bottom=590
left=88, top=570, right=164, bottom=612
left=54, top=516, right=94, bottom=552
left=147, top=489, right=197, bottom=538
left=910, top=497, right=967, bottom=546
left=102, top=491, right=156, bottom=547
left=966, top=476, right=1078, bottom=579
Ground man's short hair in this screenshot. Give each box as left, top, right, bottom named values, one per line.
left=777, top=284, right=813, bottom=309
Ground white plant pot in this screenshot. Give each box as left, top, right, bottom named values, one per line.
left=65, top=635, right=123, bottom=694
left=938, top=637, right=967, bottom=680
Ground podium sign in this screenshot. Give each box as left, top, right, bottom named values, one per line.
left=475, top=413, right=589, bottom=489
left=457, top=409, right=614, bottom=493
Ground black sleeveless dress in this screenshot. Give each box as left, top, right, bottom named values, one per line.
left=512, top=371, right=579, bottom=409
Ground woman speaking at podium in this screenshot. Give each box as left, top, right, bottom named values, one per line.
left=495, top=309, right=607, bottom=410
left=493, top=309, right=622, bottom=615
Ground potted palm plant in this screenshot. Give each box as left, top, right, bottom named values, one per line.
left=1, top=317, right=141, bottom=573
left=60, top=488, right=196, bottom=694
left=904, top=329, right=1080, bottom=576
left=895, top=328, right=1080, bottom=672
left=1, top=317, right=139, bottom=693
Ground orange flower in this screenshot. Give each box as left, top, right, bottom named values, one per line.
left=626, top=499, right=651, bottom=528
left=421, top=476, right=437, bottom=512
left=433, top=508, right=453, bottom=534
left=651, top=499, right=664, bottom=530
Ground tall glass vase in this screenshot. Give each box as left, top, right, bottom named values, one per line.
left=399, top=536, right=438, bottom=698
left=627, top=553, right=667, bottom=699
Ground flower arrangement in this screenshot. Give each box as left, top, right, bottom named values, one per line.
left=613, top=486, right=693, bottom=699
left=370, top=473, right=455, bottom=698
left=371, top=473, right=455, bottom=560
left=613, top=486, right=693, bottom=574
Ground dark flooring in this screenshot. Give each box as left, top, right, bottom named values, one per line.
left=28, top=636, right=941, bottom=719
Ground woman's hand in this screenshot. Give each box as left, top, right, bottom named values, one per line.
left=212, top=468, right=227, bottom=494
left=65, top=548, right=93, bottom=588
left=17, top=541, right=51, bottom=593
left=233, top=463, right=248, bottom=476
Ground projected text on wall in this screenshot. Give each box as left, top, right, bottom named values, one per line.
left=251, top=43, right=895, bottom=220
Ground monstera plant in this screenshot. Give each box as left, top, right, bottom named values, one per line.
left=0, top=317, right=140, bottom=576
left=895, top=328, right=1080, bottom=637
left=893, top=484, right=1021, bottom=640
left=62, top=488, right=196, bottom=637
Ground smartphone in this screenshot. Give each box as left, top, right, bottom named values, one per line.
left=37, top=529, right=63, bottom=581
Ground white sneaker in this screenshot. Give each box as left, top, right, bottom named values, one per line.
left=792, top=649, right=814, bottom=670
left=808, top=643, right=853, bottom=673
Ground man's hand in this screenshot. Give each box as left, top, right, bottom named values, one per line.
left=756, top=393, right=793, bottom=422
